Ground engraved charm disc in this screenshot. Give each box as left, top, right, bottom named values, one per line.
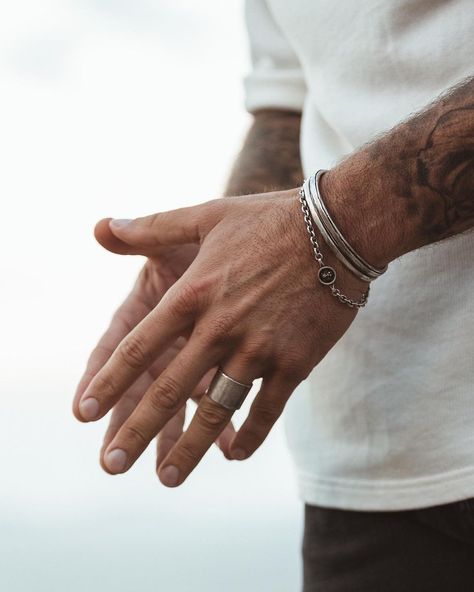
left=318, top=266, right=336, bottom=285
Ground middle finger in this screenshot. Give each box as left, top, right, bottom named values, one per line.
left=100, top=335, right=221, bottom=474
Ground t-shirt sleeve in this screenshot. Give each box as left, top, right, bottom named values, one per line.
left=244, top=0, right=307, bottom=113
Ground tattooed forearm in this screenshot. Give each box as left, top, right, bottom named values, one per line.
left=322, top=77, right=474, bottom=267
left=415, top=104, right=474, bottom=236
left=224, top=109, right=303, bottom=197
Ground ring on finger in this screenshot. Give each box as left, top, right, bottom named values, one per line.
left=205, top=368, right=253, bottom=411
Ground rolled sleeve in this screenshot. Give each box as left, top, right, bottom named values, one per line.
left=244, top=0, right=307, bottom=113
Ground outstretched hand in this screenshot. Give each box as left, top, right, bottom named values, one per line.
left=73, top=189, right=365, bottom=487
left=72, top=220, right=237, bottom=469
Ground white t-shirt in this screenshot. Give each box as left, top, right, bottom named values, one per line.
left=244, top=0, right=474, bottom=511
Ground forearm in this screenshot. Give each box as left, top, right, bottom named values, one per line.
left=224, top=109, right=303, bottom=197
left=323, top=76, right=474, bottom=267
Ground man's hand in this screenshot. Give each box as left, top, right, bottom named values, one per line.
left=73, top=109, right=304, bottom=479
left=72, top=220, right=237, bottom=467
left=74, top=189, right=366, bottom=487
left=73, top=75, right=474, bottom=488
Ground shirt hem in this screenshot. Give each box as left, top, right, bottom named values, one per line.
left=296, top=465, right=474, bottom=511
left=243, top=72, right=306, bottom=113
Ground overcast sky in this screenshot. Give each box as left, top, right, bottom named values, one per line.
left=0, top=2, right=302, bottom=591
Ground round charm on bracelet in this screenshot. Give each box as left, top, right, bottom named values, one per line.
left=318, top=266, right=337, bottom=285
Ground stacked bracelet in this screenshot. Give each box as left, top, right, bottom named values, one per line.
left=299, top=175, right=371, bottom=308
left=304, top=170, right=387, bottom=282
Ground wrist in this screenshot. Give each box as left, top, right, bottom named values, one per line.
left=288, top=186, right=370, bottom=305
left=320, top=155, right=419, bottom=269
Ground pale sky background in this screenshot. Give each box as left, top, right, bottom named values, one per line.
left=0, top=1, right=303, bottom=591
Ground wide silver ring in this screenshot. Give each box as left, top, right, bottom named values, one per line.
left=206, top=368, right=253, bottom=411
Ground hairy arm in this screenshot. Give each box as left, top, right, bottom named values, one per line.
left=224, top=108, right=303, bottom=197
left=323, top=76, right=474, bottom=267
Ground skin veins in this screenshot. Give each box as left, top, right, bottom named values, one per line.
left=76, top=80, right=474, bottom=485
left=72, top=108, right=306, bottom=473
left=322, top=76, right=474, bottom=268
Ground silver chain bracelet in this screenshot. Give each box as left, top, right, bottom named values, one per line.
left=306, top=170, right=386, bottom=282
left=298, top=186, right=369, bottom=308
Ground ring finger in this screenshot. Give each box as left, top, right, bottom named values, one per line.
left=155, top=368, right=237, bottom=465
left=156, top=355, right=262, bottom=488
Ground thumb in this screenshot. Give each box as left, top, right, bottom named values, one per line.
left=107, top=199, right=226, bottom=250
left=94, top=217, right=148, bottom=255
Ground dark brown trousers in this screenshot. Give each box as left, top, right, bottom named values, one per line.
left=303, top=498, right=474, bottom=591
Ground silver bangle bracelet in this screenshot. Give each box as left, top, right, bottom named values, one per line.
left=298, top=184, right=370, bottom=308
left=304, top=170, right=387, bottom=283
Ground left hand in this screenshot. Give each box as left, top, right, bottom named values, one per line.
left=76, top=187, right=366, bottom=487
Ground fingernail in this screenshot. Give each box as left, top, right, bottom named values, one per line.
left=104, top=448, right=128, bottom=473
left=110, top=219, right=132, bottom=229
left=79, top=397, right=100, bottom=421
left=232, top=448, right=247, bottom=461
left=159, top=465, right=180, bottom=487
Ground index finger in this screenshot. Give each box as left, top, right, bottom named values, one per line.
left=77, top=281, right=197, bottom=422
left=72, top=288, right=152, bottom=420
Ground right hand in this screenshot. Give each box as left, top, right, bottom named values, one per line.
left=72, top=218, right=236, bottom=472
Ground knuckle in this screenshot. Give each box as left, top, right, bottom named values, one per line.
left=172, top=281, right=200, bottom=317
left=176, top=440, right=200, bottom=465
left=238, top=337, right=270, bottom=366
left=149, top=375, right=183, bottom=413
left=197, top=403, right=227, bottom=433
left=112, top=310, right=134, bottom=333
left=276, top=351, right=310, bottom=382
left=93, top=371, right=117, bottom=397
left=206, top=313, right=237, bottom=344
left=251, top=400, right=283, bottom=425
left=188, top=275, right=214, bottom=302
left=119, top=333, right=151, bottom=371
left=198, top=198, right=224, bottom=231
left=87, top=343, right=112, bottom=369
left=146, top=212, right=175, bottom=239
left=148, top=212, right=162, bottom=231
left=157, top=434, right=177, bottom=451
left=123, top=423, right=149, bottom=448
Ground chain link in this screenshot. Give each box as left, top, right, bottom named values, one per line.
left=298, top=188, right=369, bottom=308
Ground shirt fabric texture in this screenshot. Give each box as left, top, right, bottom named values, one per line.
left=244, top=0, right=474, bottom=511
